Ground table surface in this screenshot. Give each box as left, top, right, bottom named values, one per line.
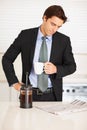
left=0, top=101, right=87, bottom=130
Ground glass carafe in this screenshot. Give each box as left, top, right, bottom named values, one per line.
left=20, top=84, right=32, bottom=108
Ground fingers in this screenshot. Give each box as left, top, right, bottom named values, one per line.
left=13, top=83, right=21, bottom=91
left=44, top=62, right=57, bottom=74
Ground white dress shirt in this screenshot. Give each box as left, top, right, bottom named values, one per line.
left=29, top=28, right=52, bottom=88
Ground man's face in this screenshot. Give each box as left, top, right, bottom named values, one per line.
left=41, top=16, right=64, bottom=36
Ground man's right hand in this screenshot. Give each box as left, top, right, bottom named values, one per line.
left=13, top=82, right=24, bottom=91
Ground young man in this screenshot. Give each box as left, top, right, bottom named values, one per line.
left=2, top=5, right=76, bottom=101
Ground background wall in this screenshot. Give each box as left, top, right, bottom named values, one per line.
left=0, top=0, right=87, bottom=101
left=0, top=0, right=87, bottom=83
left=0, top=0, right=87, bottom=53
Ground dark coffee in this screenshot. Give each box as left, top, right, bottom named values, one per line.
left=20, top=85, right=32, bottom=108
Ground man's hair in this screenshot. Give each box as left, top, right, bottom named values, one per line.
left=43, top=5, right=67, bottom=23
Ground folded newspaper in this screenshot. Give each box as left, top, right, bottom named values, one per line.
left=35, top=99, right=87, bottom=115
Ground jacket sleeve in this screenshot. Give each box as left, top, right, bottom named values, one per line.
left=55, top=37, right=76, bottom=79
left=2, top=31, right=23, bottom=86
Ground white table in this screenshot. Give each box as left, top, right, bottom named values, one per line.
left=0, top=101, right=87, bottom=130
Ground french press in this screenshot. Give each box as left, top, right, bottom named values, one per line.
left=20, top=72, right=32, bottom=108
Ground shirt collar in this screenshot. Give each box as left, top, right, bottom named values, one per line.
left=37, top=27, right=52, bottom=41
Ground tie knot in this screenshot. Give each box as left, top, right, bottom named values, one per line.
left=42, top=36, right=47, bottom=41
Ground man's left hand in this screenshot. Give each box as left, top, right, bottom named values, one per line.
left=44, top=62, right=57, bottom=74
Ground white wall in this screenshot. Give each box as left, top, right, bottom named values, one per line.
left=0, top=0, right=87, bottom=83
left=0, top=0, right=87, bottom=53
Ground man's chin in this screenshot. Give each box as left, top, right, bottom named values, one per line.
left=47, top=33, right=53, bottom=36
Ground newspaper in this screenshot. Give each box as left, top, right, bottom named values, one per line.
left=35, top=100, right=87, bottom=115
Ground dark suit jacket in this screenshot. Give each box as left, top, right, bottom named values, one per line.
left=2, top=27, right=76, bottom=101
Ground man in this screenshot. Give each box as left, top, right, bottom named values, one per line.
left=2, top=5, right=76, bottom=101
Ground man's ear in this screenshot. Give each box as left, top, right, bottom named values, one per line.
left=42, top=15, right=47, bottom=21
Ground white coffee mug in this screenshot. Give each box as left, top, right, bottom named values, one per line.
left=34, top=62, right=44, bottom=75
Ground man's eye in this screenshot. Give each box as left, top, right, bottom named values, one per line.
left=51, top=22, right=55, bottom=26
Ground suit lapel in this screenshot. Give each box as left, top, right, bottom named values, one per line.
left=50, top=34, right=58, bottom=62
left=30, top=28, right=38, bottom=63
